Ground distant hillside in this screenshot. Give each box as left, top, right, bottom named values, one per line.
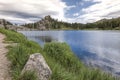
left=22, top=15, right=84, bottom=30
left=0, top=19, right=13, bottom=29
left=1, top=16, right=120, bottom=31
left=0, top=19, right=31, bottom=31
left=23, top=16, right=120, bottom=30
left=0, top=19, right=13, bottom=25
left=94, top=17, right=120, bottom=30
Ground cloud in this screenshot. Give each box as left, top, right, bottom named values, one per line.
left=83, top=0, right=91, bottom=2
left=76, top=0, right=120, bottom=23
left=66, top=5, right=76, bottom=10
left=73, top=13, right=79, bottom=17
left=0, top=0, right=67, bottom=24
left=0, top=0, right=120, bottom=24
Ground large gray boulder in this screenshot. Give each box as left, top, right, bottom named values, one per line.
left=22, top=53, right=52, bottom=80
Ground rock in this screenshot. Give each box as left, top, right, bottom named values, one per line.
left=22, top=53, right=52, bottom=80
left=0, top=24, right=4, bottom=28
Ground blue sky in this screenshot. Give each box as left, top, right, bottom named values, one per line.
left=0, top=0, right=120, bottom=24
left=63, top=0, right=96, bottom=18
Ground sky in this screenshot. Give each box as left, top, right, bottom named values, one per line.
left=0, top=0, right=120, bottom=24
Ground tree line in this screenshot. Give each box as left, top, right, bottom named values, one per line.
left=23, top=16, right=120, bottom=30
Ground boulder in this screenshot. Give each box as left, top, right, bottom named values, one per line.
left=0, top=24, right=4, bottom=28
left=22, top=53, right=52, bottom=80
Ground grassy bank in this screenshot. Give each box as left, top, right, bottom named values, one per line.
left=0, top=28, right=118, bottom=80
left=0, top=28, right=43, bottom=80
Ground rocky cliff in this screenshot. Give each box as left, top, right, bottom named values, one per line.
left=23, top=15, right=55, bottom=30
left=0, top=19, right=30, bottom=31
left=23, top=15, right=74, bottom=30
left=0, top=19, right=13, bottom=29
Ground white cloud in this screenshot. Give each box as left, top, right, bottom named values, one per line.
left=66, top=5, right=76, bottom=10
left=61, top=0, right=120, bottom=23
left=0, top=15, right=32, bottom=23
left=0, top=0, right=120, bottom=24
left=77, top=0, right=120, bottom=23
left=73, top=13, right=79, bottom=17
left=83, top=0, right=91, bottom=2
left=0, top=0, right=67, bottom=24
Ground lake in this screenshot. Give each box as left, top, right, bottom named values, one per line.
left=19, top=30, right=120, bottom=76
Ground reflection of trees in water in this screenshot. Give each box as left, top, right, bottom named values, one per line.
left=35, top=36, right=58, bottom=42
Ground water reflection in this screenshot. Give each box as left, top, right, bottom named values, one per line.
left=35, top=36, right=58, bottom=42
left=19, top=30, right=120, bottom=76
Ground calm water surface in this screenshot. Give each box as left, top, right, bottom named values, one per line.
left=19, top=30, right=120, bottom=76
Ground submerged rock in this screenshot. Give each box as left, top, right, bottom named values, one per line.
left=22, top=53, right=52, bottom=80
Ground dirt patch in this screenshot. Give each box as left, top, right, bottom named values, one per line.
left=0, top=33, right=11, bottom=80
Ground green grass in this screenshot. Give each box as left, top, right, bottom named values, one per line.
left=18, top=71, right=38, bottom=80
left=0, top=28, right=42, bottom=80
left=43, top=42, right=117, bottom=80
left=0, top=28, right=118, bottom=80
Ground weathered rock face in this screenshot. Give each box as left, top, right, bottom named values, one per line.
left=0, top=24, right=4, bottom=28
left=23, top=15, right=53, bottom=30
left=22, top=53, right=52, bottom=80
left=0, top=19, right=15, bottom=30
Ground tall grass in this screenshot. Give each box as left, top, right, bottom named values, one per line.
left=43, top=42, right=117, bottom=80
left=18, top=71, right=38, bottom=80
left=0, top=28, right=118, bottom=80
left=0, top=28, right=42, bottom=80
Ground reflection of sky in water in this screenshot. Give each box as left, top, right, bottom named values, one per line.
left=19, top=30, right=120, bottom=76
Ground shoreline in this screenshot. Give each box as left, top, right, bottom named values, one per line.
left=0, top=28, right=118, bottom=80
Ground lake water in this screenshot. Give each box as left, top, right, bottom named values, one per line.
left=19, top=30, right=120, bottom=76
